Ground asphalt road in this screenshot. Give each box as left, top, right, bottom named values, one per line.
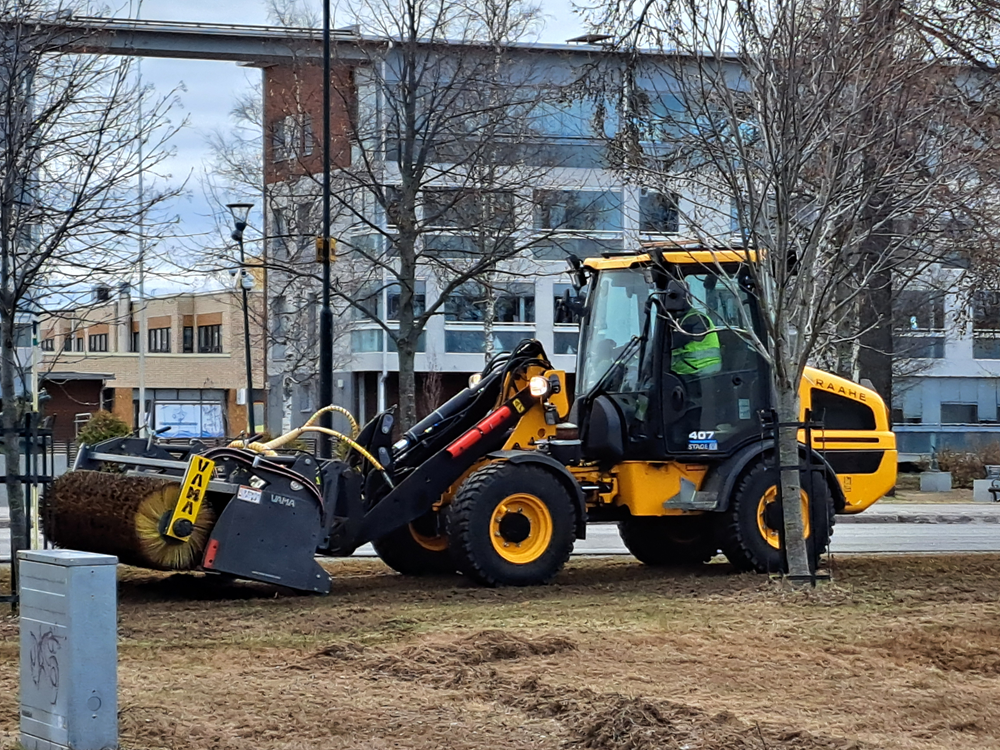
left=4, top=520, right=1000, bottom=563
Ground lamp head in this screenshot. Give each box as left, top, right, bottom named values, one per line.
left=225, top=202, right=254, bottom=232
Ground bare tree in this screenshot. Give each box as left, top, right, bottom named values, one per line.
left=201, top=81, right=356, bottom=419
left=1, top=1, right=179, bottom=581
left=328, top=0, right=586, bottom=428
left=587, top=0, right=1000, bottom=576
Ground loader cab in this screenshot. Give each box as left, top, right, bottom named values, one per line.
left=574, top=251, right=771, bottom=462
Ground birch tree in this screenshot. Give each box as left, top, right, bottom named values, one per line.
left=587, top=0, right=1000, bottom=576
left=1, top=1, right=179, bottom=583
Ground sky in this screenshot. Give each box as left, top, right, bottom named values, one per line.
left=101, top=0, right=587, bottom=294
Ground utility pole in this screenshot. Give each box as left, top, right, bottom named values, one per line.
left=318, top=0, right=334, bottom=457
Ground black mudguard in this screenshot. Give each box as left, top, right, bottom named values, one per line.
left=704, top=441, right=846, bottom=513
left=486, top=450, right=588, bottom=539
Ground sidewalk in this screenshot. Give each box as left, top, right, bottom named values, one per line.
left=2, top=502, right=998, bottom=530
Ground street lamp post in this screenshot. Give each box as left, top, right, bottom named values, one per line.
left=319, top=0, right=333, bottom=458
left=227, top=202, right=257, bottom=436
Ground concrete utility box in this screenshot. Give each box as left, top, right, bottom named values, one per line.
left=973, top=479, right=1000, bottom=503
left=920, top=471, right=952, bottom=492
left=18, top=549, right=118, bottom=750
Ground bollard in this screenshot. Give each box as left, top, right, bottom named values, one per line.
left=18, top=550, right=118, bottom=750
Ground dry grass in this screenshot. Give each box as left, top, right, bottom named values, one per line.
left=2, top=554, right=1000, bottom=749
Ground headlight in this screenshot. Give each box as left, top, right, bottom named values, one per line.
left=468, top=373, right=482, bottom=388
left=529, top=375, right=551, bottom=398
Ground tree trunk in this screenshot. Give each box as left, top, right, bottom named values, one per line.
left=1, top=305, right=26, bottom=597
left=483, top=276, right=496, bottom=363
left=858, top=265, right=893, bottom=413
left=397, top=340, right=418, bottom=430
left=775, top=382, right=811, bottom=579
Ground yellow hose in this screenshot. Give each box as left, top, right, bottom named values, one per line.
left=302, top=404, right=359, bottom=438
left=226, top=405, right=381, bottom=472
left=293, top=426, right=384, bottom=472
left=226, top=438, right=277, bottom=456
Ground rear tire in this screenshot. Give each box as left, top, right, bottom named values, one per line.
left=719, top=461, right=834, bottom=573
left=618, top=515, right=716, bottom=566
left=446, top=462, right=576, bottom=587
left=372, top=512, right=455, bottom=576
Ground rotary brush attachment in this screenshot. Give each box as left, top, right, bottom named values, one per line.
left=43, top=470, right=216, bottom=571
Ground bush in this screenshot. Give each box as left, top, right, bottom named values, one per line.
left=933, top=442, right=1000, bottom=488
left=77, top=410, right=131, bottom=446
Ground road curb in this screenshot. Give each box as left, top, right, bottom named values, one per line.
left=839, top=513, right=1000, bottom=525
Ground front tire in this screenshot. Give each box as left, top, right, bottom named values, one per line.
left=446, top=462, right=576, bottom=587
left=718, top=461, right=834, bottom=573
left=618, top=515, right=716, bottom=566
left=371, top=512, right=455, bottom=575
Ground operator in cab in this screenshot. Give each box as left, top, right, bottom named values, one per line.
left=669, top=281, right=722, bottom=380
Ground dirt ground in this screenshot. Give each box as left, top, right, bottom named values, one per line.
left=3, top=554, right=1000, bottom=750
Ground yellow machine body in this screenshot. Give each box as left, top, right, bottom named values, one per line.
left=466, top=245, right=897, bottom=522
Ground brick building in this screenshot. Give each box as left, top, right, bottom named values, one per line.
left=39, top=286, right=265, bottom=441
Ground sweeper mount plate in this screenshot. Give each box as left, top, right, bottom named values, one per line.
left=57, top=439, right=342, bottom=593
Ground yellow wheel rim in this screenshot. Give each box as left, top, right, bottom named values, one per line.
left=490, top=493, right=553, bottom=564
left=409, top=524, right=448, bottom=552
left=757, top=486, right=810, bottom=550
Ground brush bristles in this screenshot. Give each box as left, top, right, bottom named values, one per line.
left=134, top=486, right=217, bottom=570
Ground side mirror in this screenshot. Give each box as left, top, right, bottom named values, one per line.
left=557, top=289, right=586, bottom=323
left=567, top=255, right=588, bottom=292
left=663, top=280, right=690, bottom=313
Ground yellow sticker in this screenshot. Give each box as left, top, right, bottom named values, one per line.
left=165, top=454, right=216, bottom=540
left=512, top=398, right=526, bottom=414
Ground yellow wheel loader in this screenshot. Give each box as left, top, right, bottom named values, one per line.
left=43, top=242, right=896, bottom=591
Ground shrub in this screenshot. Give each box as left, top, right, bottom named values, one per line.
left=77, top=410, right=131, bottom=446
left=933, top=441, right=1000, bottom=488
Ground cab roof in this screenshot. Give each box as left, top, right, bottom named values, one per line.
left=583, top=238, right=757, bottom=270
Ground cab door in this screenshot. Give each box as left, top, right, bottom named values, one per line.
left=661, top=271, right=771, bottom=456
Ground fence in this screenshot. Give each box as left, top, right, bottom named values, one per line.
left=1, top=414, right=56, bottom=607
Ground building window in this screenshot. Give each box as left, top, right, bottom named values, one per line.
left=41, top=338, right=54, bottom=352
left=197, top=324, right=222, bottom=353
left=941, top=403, right=978, bottom=424
left=974, top=291, right=1000, bottom=331
left=62, top=335, right=72, bottom=352
left=423, top=188, right=514, bottom=231
left=131, top=330, right=140, bottom=353
left=183, top=326, right=194, bottom=353
left=895, top=289, right=946, bottom=332
left=148, top=327, right=171, bottom=353
left=893, top=335, right=944, bottom=359
left=270, top=114, right=314, bottom=162
left=387, top=281, right=426, bottom=321
left=534, top=190, right=623, bottom=232
left=88, top=334, right=108, bottom=353
left=350, top=329, right=383, bottom=353
left=445, top=329, right=533, bottom=354
left=973, top=338, right=1000, bottom=359
left=554, top=331, right=579, bottom=355
left=75, top=337, right=84, bottom=352
left=445, top=282, right=535, bottom=323
left=639, top=190, right=679, bottom=234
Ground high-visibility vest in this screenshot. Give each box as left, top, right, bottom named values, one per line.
left=671, top=310, right=722, bottom=375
